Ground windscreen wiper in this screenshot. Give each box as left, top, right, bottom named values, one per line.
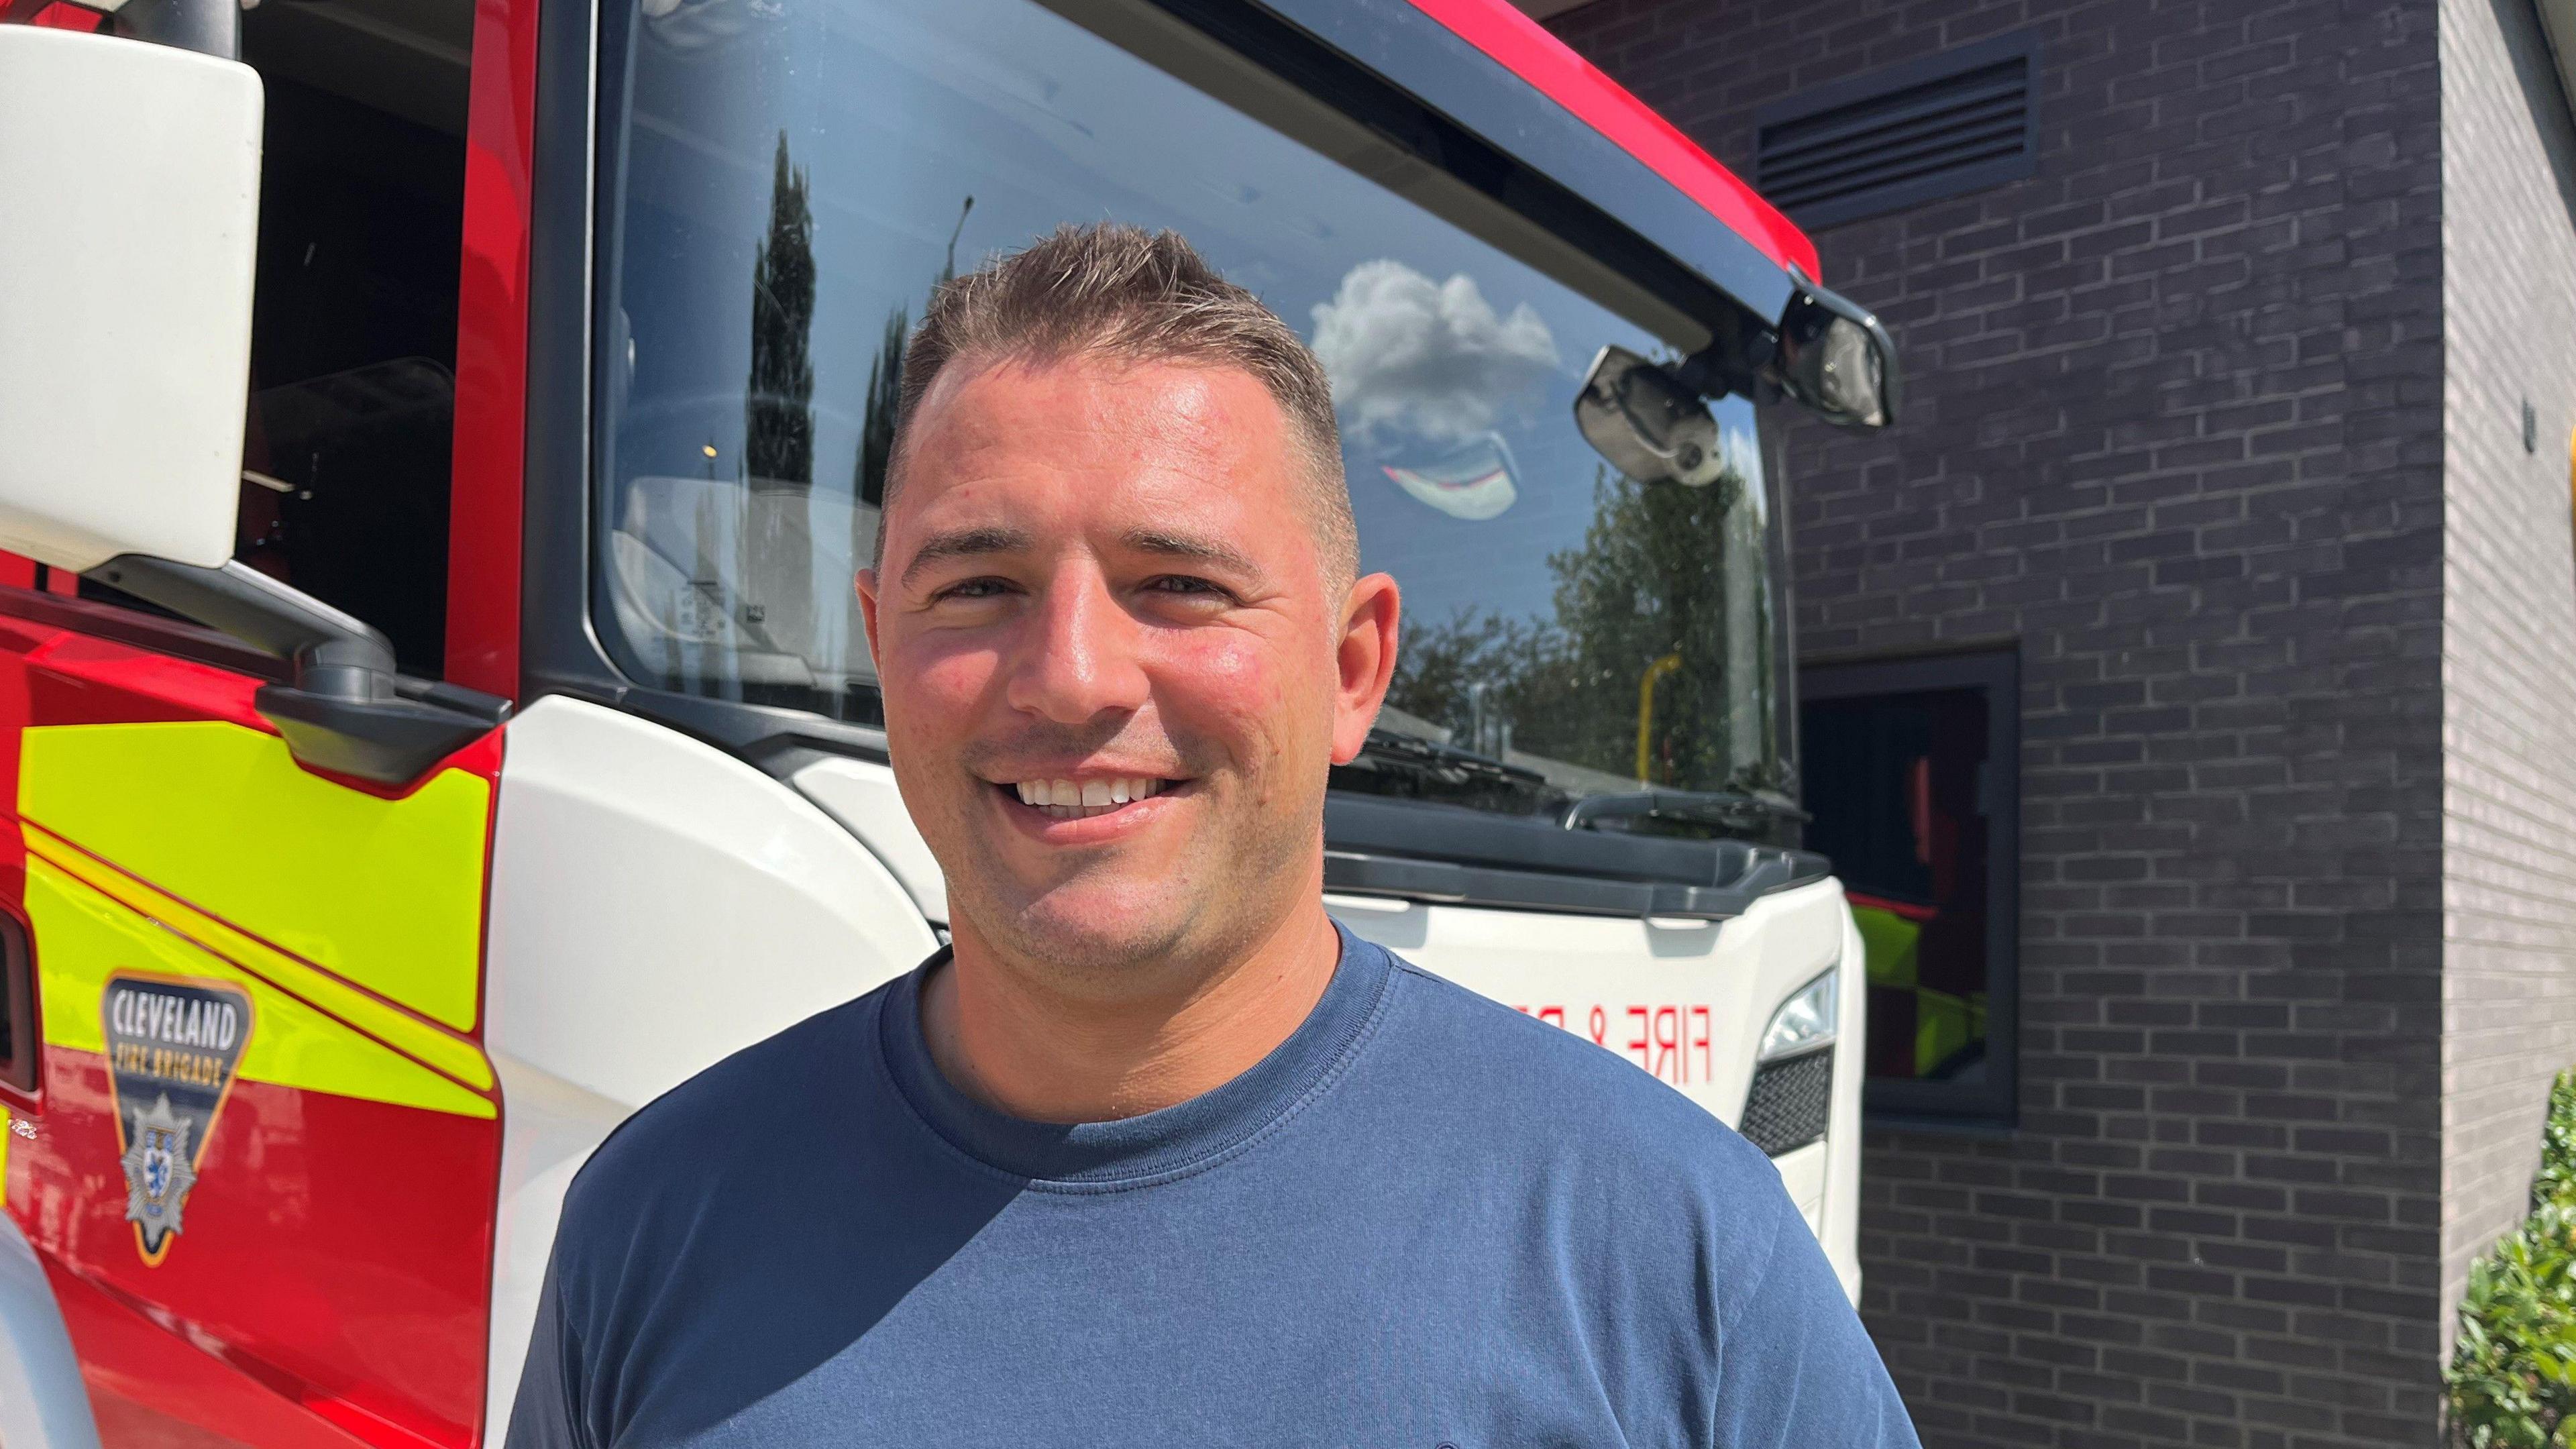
left=1560, top=788, right=1807, bottom=833
left=1352, top=728, right=1550, bottom=786
left=1335, top=729, right=1564, bottom=814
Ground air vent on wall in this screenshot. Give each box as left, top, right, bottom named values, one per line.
left=1754, top=31, right=2039, bottom=231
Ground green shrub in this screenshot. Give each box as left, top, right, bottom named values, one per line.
left=2451, top=1202, right=2576, bottom=1446
left=2451, top=1069, right=2576, bottom=1447
left=2538, top=1071, right=2576, bottom=1212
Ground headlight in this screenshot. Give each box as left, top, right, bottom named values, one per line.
left=1758, top=969, right=1838, bottom=1063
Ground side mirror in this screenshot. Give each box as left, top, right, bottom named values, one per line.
left=1573, top=346, right=1728, bottom=488
left=0, top=30, right=506, bottom=785
left=1774, top=283, right=1898, bottom=429
left=0, top=25, right=261, bottom=573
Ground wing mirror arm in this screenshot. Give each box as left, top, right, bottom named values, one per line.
left=91, top=555, right=395, bottom=690
left=87, top=556, right=507, bottom=787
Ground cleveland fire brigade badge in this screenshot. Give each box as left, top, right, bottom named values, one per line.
left=103, top=975, right=251, bottom=1266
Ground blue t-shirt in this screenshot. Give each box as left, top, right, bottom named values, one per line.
left=508, top=929, right=1919, bottom=1448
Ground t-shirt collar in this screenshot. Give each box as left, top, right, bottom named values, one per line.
left=878, top=922, right=1392, bottom=1187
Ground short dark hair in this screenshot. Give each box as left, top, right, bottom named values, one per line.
left=881, top=223, right=1356, bottom=580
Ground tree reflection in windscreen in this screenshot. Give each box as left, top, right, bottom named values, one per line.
left=593, top=0, right=1791, bottom=826
left=1383, top=456, right=1780, bottom=806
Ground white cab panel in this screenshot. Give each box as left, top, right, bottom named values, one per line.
left=1330, top=877, right=1866, bottom=1300
left=790, top=753, right=949, bottom=924
left=484, top=696, right=936, bottom=1106
left=482, top=1059, right=629, bottom=1445
left=482, top=697, right=938, bottom=1436
left=1828, top=906, right=1868, bottom=1297
left=1772, top=1140, right=1829, bottom=1238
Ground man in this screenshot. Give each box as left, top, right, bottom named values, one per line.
left=509, top=224, right=1920, bottom=1448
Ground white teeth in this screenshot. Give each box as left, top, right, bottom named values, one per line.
left=1010, top=776, right=1175, bottom=818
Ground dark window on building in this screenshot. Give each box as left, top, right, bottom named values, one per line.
left=1754, top=31, right=2039, bottom=231
left=1801, top=649, right=2018, bottom=1124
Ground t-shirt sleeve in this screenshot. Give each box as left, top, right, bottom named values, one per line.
left=504, top=1250, right=591, bottom=1449
left=1708, top=1201, right=1921, bottom=1449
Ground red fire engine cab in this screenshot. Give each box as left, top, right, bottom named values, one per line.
left=0, top=0, right=1896, bottom=1442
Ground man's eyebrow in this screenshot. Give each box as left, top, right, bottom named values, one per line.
left=1120, top=527, right=1261, bottom=576
left=900, top=524, right=1036, bottom=588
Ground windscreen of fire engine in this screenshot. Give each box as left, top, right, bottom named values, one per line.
left=592, top=0, right=1794, bottom=831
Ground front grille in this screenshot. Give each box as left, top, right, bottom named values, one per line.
left=1740, top=1047, right=1833, bottom=1156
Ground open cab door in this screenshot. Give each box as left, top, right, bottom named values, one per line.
left=0, top=22, right=509, bottom=1446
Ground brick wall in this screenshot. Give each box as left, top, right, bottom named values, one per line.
left=2436, top=0, right=2576, bottom=1340
left=1548, top=1, right=2449, bottom=1444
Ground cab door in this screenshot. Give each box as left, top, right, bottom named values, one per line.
left=0, top=6, right=506, bottom=1439
left=0, top=606, right=504, bottom=1449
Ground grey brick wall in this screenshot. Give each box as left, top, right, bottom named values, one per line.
left=1548, top=1, right=2451, bottom=1444
left=2436, top=0, right=2576, bottom=1341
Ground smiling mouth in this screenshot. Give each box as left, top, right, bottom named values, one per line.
left=1001, top=775, right=1177, bottom=820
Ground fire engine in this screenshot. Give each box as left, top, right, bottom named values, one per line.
left=0, top=0, right=1897, bottom=1442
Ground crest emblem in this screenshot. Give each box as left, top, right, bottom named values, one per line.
left=103, top=975, right=250, bottom=1266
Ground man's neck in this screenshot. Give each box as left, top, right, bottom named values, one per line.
left=922, top=904, right=1343, bottom=1124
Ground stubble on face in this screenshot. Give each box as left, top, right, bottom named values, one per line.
left=945, top=713, right=1317, bottom=991
left=862, top=354, right=1346, bottom=1004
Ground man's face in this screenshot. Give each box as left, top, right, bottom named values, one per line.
left=859, top=354, right=1397, bottom=987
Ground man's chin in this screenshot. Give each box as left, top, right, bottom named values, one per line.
left=973, top=881, right=1204, bottom=981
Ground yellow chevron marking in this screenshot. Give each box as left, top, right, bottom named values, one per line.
left=29, top=857, right=493, bottom=1119
left=19, top=722, right=489, bottom=1032
left=28, top=832, right=492, bottom=1093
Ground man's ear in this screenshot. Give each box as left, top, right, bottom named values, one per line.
left=856, top=568, right=883, bottom=669
left=1330, top=572, right=1401, bottom=765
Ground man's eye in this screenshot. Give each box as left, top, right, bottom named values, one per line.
left=1145, top=576, right=1226, bottom=598
left=935, top=578, right=1014, bottom=602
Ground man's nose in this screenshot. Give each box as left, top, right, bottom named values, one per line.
left=1002, top=567, right=1150, bottom=724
